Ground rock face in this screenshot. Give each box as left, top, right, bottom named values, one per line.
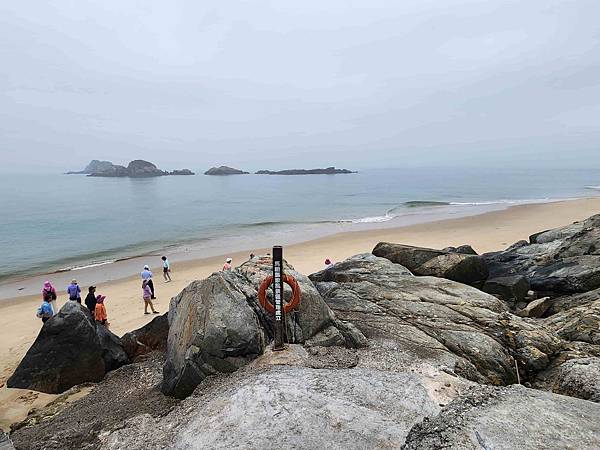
left=482, top=275, right=530, bottom=304
left=126, top=160, right=168, bottom=177
left=162, top=271, right=266, bottom=398
left=7, top=302, right=106, bottom=394
left=169, top=169, right=195, bottom=175
left=96, top=323, right=130, bottom=372
left=310, top=254, right=561, bottom=385
left=121, top=313, right=169, bottom=360
left=403, top=384, right=600, bottom=449
left=372, top=242, right=489, bottom=286
left=540, top=357, right=600, bottom=403
left=162, top=256, right=358, bottom=398
left=255, top=166, right=355, bottom=175
left=66, top=159, right=114, bottom=174
left=203, top=166, right=249, bottom=175
left=482, top=214, right=600, bottom=295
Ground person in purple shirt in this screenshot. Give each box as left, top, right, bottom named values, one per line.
left=66, top=279, right=81, bottom=303
left=141, top=265, right=156, bottom=299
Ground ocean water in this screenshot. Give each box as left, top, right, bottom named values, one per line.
left=1, top=167, right=599, bottom=282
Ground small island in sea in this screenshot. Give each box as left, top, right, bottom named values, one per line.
left=204, top=166, right=249, bottom=175
left=67, top=160, right=195, bottom=177
left=255, top=166, right=355, bottom=175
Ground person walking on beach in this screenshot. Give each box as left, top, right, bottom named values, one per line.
left=42, top=281, right=58, bottom=316
left=222, top=258, right=232, bottom=271
left=37, top=294, right=54, bottom=324
left=161, top=256, right=172, bottom=282
left=67, top=279, right=81, bottom=303
left=142, top=280, right=159, bottom=315
left=94, top=295, right=108, bottom=326
left=141, top=265, right=156, bottom=299
left=84, top=286, right=97, bottom=318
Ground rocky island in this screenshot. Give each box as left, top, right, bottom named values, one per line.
left=6, top=214, right=600, bottom=448
left=204, top=166, right=249, bottom=175
left=256, top=166, right=355, bottom=175
left=68, top=160, right=195, bottom=177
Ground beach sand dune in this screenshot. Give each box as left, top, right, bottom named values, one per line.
left=0, top=197, right=599, bottom=431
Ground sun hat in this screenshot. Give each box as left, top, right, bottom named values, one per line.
left=71, top=279, right=77, bottom=284
left=226, top=258, right=232, bottom=263
left=144, top=265, right=149, bottom=270
left=96, top=295, right=106, bottom=303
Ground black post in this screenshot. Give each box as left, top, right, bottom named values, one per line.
left=272, top=246, right=285, bottom=351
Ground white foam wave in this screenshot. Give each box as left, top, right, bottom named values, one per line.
left=585, top=185, right=600, bottom=191
left=60, top=260, right=116, bottom=272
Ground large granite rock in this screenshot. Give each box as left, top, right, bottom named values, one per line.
left=537, top=357, right=600, bottom=403
left=96, top=323, right=130, bottom=372
left=7, top=302, right=105, bottom=394
left=162, top=271, right=266, bottom=398
left=542, top=298, right=600, bottom=345
left=372, top=242, right=488, bottom=286
left=204, top=166, right=249, bottom=175
left=403, top=384, right=600, bottom=449
left=483, top=214, right=600, bottom=295
left=482, top=275, right=530, bottom=304
left=310, top=254, right=561, bottom=385
left=545, top=288, right=600, bottom=316
left=104, top=347, right=470, bottom=449
left=122, top=313, right=169, bottom=359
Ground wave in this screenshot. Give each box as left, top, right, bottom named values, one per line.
left=403, top=201, right=451, bottom=208
left=58, top=260, right=116, bottom=272
left=585, top=185, right=600, bottom=191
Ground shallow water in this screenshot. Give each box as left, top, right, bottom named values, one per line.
left=1, top=167, right=598, bottom=281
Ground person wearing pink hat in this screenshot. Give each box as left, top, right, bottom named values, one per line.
left=42, top=281, right=58, bottom=316
left=95, top=295, right=108, bottom=326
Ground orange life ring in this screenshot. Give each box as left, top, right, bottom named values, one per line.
left=258, top=274, right=301, bottom=314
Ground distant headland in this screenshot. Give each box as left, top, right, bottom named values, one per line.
left=255, top=167, right=355, bottom=175
left=66, top=160, right=195, bottom=177
left=204, top=166, right=249, bottom=175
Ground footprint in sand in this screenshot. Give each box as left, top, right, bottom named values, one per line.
left=17, top=391, right=39, bottom=404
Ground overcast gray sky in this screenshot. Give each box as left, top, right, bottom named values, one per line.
left=1, top=0, right=599, bottom=172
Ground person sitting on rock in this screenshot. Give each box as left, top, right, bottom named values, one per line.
left=324, top=258, right=334, bottom=269
left=84, top=286, right=97, bottom=318
left=222, top=257, right=232, bottom=271
left=142, top=279, right=159, bottom=315
left=94, top=295, right=108, bottom=326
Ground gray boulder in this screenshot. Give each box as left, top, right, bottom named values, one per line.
left=373, top=242, right=488, bottom=286
left=372, top=242, right=445, bottom=269
left=403, top=384, right=600, bottom=449
left=543, top=298, right=600, bottom=345
left=121, top=313, right=169, bottom=359
left=7, top=302, right=105, bottom=394
left=546, top=288, right=600, bottom=316
left=482, top=275, right=530, bottom=304
left=310, top=254, right=561, bottom=385
left=162, top=271, right=266, bottom=398
left=540, top=357, right=600, bottom=403
left=96, top=323, right=129, bottom=371
left=443, top=245, right=478, bottom=255
left=517, top=296, right=552, bottom=318
left=483, top=214, right=600, bottom=295
left=237, top=255, right=339, bottom=343
left=414, top=253, right=489, bottom=286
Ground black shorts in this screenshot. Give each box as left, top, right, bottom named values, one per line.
left=163, top=267, right=169, bottom=273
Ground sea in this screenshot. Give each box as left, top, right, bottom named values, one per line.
left=1, top=167, right=599, bottom=283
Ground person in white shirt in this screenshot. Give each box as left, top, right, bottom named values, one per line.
left=161, top=256, right=172, bottom=282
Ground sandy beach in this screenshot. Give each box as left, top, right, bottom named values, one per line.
left=1, top=197, right=599, bottom=431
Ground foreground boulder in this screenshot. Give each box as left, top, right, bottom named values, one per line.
left=310, top=254, right=561, bottom=385
left=96, top=323, right=130, bottom=372
left=162, top=271, right=266, bottom=398
left=403, top=384, right=600, bottom=449
left=483, top=214, right=600, bottom=295
left=482, top=275, right=529, bottom=304
left=538, top=357, right=600, bottom=403
left=7, top=302, right=105, bottom=394
left=372, top=242, right=488, bottom=286
left=122, top=313, right=169, bottom=359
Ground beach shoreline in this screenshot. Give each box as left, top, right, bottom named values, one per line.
left=1, top=197, right=599, bottom=431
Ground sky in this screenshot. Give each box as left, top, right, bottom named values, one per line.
left=1, top=0, right=599, bottom=172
